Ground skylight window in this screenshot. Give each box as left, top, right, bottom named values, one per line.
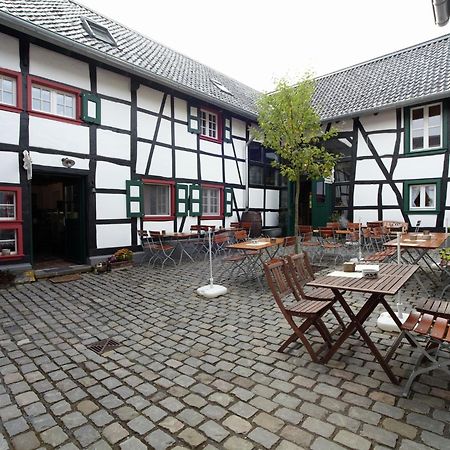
left=81, top=17, right=116, bottom=46
left=210, top=78, right=232, bottom=95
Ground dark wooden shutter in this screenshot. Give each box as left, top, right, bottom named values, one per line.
left=126, top=180, right=144, bottom=218
left=81, top=92, right=101, bottom=124
left=224, top=187, right=233, bottom=217
left=223, top=116, right=232, bottom=143
left=189, top=184, right=202, bottom=216
left=175, top=184, right=189, bottom=216
left=187, top=104, right=200, bottom=134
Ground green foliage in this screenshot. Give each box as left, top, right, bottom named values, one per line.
left=252, top=74, right=339, bottom=183
left=440, top=248, right=450, bottom=262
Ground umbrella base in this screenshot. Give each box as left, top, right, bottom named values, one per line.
left=377, top=311, right=409, bottom=332
left=197, top=284, right=228, bottom=298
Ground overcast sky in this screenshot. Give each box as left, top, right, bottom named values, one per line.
left=78, top=0, right=447, bottom=92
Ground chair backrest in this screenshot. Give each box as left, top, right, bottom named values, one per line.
left=234, top=230, right=248, bottom=242
left=298, top=225, right=314, bottom=242
left=326, top=222, right=340, bottom=230
left=283, top=236, right=297, bottom=250
left=318, top=227, right=334, bottom=240
left=347, top=222, right=360, bottom=231
left=191, top=225, right=209, bottom=233
left=240, top=222, right=252, bottom=234
left=213, top=233, right=228, bottom=245
left=367, top=221, right=382, bottom=228
left=286, top=253, right=313, bottom=288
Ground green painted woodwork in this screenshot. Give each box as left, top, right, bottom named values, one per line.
left=175, top=184, right=189, bottom=216
left=403, top=178, right=441, bottom=214
left=189, top=184, right=202, bottom=216
left=126, top=180, right=144, bottom=218
left=187, top=104, right=200, bottom=134
left=223, top=117, right=232, bottom=143
left=81, top=92, right=101, bottom=125
left=312, top=180, right=333, bottom=227
left=224, top=187, right=233, bottom=216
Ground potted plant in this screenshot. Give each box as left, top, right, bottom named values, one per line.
left=439, top=248, right=450, bottom=268
left=107, top=248, right=133, bottom=269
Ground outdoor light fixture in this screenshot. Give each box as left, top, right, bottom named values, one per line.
left=61, top=157, right=75, bottom=168
left=432, top=0, right=450, bottom=26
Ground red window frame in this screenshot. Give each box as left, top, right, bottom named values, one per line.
left=0, top=186, right=24, bottom=261
left=0, top=68, right=22, bottom=113
left=200, top=184, right=224, bottom=220
left=27, top=75, right=82, bottom=125
left=142, top=179, right=175, bottom=221
left=199, top=107, right=222, bottom=144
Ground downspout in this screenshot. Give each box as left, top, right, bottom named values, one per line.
left=432, top=0, right=450, bottom=26
left=244, top=136, right=254, bottom=211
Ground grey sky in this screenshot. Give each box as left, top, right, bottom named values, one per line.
left=78, top=0, right=446, bottom=92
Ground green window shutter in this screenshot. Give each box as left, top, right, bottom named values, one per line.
left=187, top=104, right=200, bottom=134
left=175, top=184, right=189, bottom=216
left=189, top=184, right=202, bottom=216
left=223, top=116, right=232, bottom=143
left=224, top=187, right=233, bottom=216
left=126, top=180, right=143, bottom=218
left=81, top=92, right=101, bottom=124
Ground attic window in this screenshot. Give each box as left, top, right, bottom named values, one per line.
left=81, top=17, right=116, bottom=46
left=210, top=78, right=232, bottom=95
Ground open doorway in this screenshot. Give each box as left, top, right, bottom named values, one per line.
left=298, top=180, right=312, bottom=225
left=32, top=173, right=86, bottom=267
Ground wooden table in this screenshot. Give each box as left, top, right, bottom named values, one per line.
left=384, top=232, right=449, bottom=285
left=307, top=263, right=418, bottom=384
left=160, top=232, right=199, bottom=263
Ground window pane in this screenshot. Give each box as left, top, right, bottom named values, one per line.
left=57, top=93, right=64, bottom=106
left=144, top=185, right=170, bottom=216
left=428, top=127, right=441, bottom=147
left=412, top=108, right=424, bottom=122
left=0, top=191, right=16, bottom=219
left=42, top=89, right=51, bottom=102
left=32, top=87, right=41, bottom=100
left=265, top=150, right=277, bottom=164
left=412, top=128, right=424, bottom=150
left=42, top=100, right=51, bottom=112
left=0, top=229, right=17, bottom=253
left=2, top=78, right=13, bottom=93
left=424, top=185, right=435, bottom=208
left=57, top=104, right=65, bottom=115
left=249, top=143, right=263, bottom=162
left=2, top=91, right=13, bottom=105
left=429, top=104, right=441, bottom=118
left=335, top=185, right=349, bottom=207
left=202, top=188, right=220, bottom=215
left=410, top=186, right=420, bottom=208
left=249, top=166, right=264, bottom=185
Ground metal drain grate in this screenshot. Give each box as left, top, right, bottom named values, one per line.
left=86, top=338, right=120, bottom=355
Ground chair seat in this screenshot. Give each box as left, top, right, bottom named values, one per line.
left=150, top=244, right=174, bottom=251
left=288, top=299, right=333, bottom=316
left=415, top=298, right=450, bottom=319
left=223, top=254, right=247, bottom=262
left=304, top=287, right=335, bottom=300
left=402, top=311, right=450, bottom=342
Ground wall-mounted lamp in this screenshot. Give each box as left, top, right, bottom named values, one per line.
left=61, top=157, right=75, bottom=168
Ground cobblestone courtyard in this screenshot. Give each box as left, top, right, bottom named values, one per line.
left=0, top=261, right=449, bottom=449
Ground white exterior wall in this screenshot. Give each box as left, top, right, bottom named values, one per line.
left=0, top=152, right=20, bottom=184
left=0, top=111, right=20, bottom=145
left=97, top=68, right=130, bottom=102
left=0, top=32, right=20, bottom=71
left=96, top=224, right=131, bottom=249
left=101, top=100, right=131, bottom=131
left=97, top=129, right=130, bottom=160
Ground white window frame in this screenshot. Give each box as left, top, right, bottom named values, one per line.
left=0, top=74, right=17, bottom=107
left=143, top=183, right=172, bottom=217
left=0, top=190, right=16, bottom=220
left=200, top=109, right=218, bottom=139
left=31, top=84, right=76, bottom=119
left=410, top=103, right=442, bottom=151
left=202, top=187, right=221, bottom=216
left=409, top=183, right=437, bottom=211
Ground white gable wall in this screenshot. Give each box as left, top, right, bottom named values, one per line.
left=0, top=32, right=20, bottom=71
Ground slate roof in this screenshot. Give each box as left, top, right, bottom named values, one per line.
left=313, top=34, right=450, bottom=121
left=0, top=0, right=260, bottom=118
left=1, top=1, right=450, bottom=122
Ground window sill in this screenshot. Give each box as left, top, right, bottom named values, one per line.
left=404, top=209, right=440, bottom=215
left=200, top=215, right=224, bottom=220
left=143, top=215, right=175, bottom=221
left=0, top=253, right=24, bottom=261
left=200, top=135, right=222, bottom=144
left=28, top=110, right=82, bottom=125
left=0, top=104, right=22, bottom=114
left=405, top=148, right=447, bottom=157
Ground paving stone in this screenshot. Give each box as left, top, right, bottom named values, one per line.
left=145, top=429, right=175, bottom=450
left=275, top=441, right=307, bottom=450
left=406, top=412, right=445, bottom=434
left=254, top=412, right=285, bottom=433
left=229, top=401, right=258, bottom=419
left=62, top=411, right=87, bottom=429
left=144, top=405, right=167, bottom=422
left=41, top=426, right=68, bottom=447
left=4, top=417, right=29, bottom=437
left=73, top=424, right=101, bottom=447
left=361, top=423, right=398, bottom=447
left=201, top=404, right=228, bottom=420
left=16, top=391, right=39, bottom=407
left=382, top=418, right=417, bottom=439
left=280, top=424, right=313, bottom=448
left=87, top=439, right=113, bottom=450
left=327, top=412, right=360, bottom=432
left=115, top=405, right=139, bottom=421
left=373, top=402, right=404, bottom=419
left=11, top=431, right=40, bottom=450
left=199, top=420, right=229, bottom=442
left=334, top=430, right=371, bottom=450
left=179, top=427, right=207, bottom=448
left=24, top=402, right=46, bottom=417
left=184, top=393, right=208, bottom=408
left=302, top=417, right=335, bottom=438
left=103, top=422, right=129, bottom=444
left=223, top=414, right=252, bottom=433
left=90, top=409, right=114, bottom=426
left=159, top=396, right=184, bottom=413
left=120, top=436, right=147, bottom=450
left=311, top=437, right=346, bottom=450
left=421, top=430, right=450, bottom=450
left=127, top=415, right=154, bottom=434
left=348, top=406, right=381, bottom=425
left=274, top=407, right=303, bottom=425
left=223, top=435, right=254, bottom=450
left=248, top=426, right=280, bottom=449
left=0, top=405, right=21, bottom=421
left=177, top=408, right=205, bottom=427
left=77, top=399, right=98, bottom=415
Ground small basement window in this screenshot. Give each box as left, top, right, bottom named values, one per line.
left=81, top=17, right=116, bottom=46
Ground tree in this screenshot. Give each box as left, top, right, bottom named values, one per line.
left=252, top=74, right=339, bottom=250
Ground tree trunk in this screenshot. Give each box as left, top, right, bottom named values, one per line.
left=294, top=176, right=300, bottom=253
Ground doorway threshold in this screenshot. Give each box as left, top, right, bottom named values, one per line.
left=34, top=264, right=92, bottom=280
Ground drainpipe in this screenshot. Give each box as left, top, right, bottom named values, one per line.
left=432, top=0, right=450, bottom=26
left=244, top=136, right=254, bottom=211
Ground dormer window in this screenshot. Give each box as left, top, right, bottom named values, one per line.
left=81, top=17, right=116, bottom=46
left=210, top=78, right=232, bottom=95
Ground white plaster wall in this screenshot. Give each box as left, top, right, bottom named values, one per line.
left=30, top=152, right=89, bottom=170
left=234, top=188, right=245, bottom=210
left=249, top=188, right=264, bottom=209
left=360, top=109, right=397, bottom=132
left=149, top=145, right=172, bottom=178
left=174, top=123, right=197, bottom=149
left=200, top=139, right=221, bottom=156
left=354, top=210, right=379, bottom=225
left=137, top=111, right=158, bottom=141
left=232, top=118, right=246, bottom=138
left=0, top=111, right=20, bottom=145
left=0, top=32, right=20, bottom=71
left=353, top=184, right=379, bottom=207
left=265, top=211, right=279, bottom=227
left=96, top=194, right=127, bottom=220
left=223, top=142, right=234, bottom=158
left=136, top=141, right=151, bottom=175
left=176, top=216, right=197, bottom=233
left=224, top=159, right=241, bottom=185
left=97, top=68, right=130, bottom=102
left=355, top=159, right=386, bottom=181
left=163, top=95, right=171, bottom=117
left=369, top=133, right=397, bottom=156
left=175, top=150, right=197, bottom=179
left=447, top=183, right=450, bottom=206
left=29, top=117, right=89, bottom=154
left=233, top=140, right=246, bottom=160
left=101, top=100, right=130, bottom=131
left=142, top=221, right=173, bottom=233
left=96, top=162, right=130, bottom=189
left=97, top=129, right=130, bottom=160
left=0, top=152, right=19, bottom=184
left=408, top=214, right=437, bottom=228
left=393, top=154, right=445, bottom=180
left=382, top=183, right=400, bottom=206
left=265, top=190, right=280, bottom=210
left=381, top=209, right=404, bottom=222
left=200, top=155, right=222, bottom=182
left=357, top=131, right=372, bottom=157
left=96, top=223, right=131, bottom=249
left=173, top=97, right=187, bottom=122
left=137, top=85, right=164, bottom=112
left=29, top=45, right=90, bottom=90
left=156, top=118, right=172, bottom=145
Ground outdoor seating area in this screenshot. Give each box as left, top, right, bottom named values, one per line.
left=0, top=249, right=449, bottom=449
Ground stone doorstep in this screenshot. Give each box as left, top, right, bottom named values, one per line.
left=33, top=265, right=93, bottom=280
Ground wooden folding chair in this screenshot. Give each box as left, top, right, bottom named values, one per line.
left=148, top=231, right=176, bottom=268
left=263, top=259, right=335, bottom=361
left=286, top=253, right=345, bottom=330
left=282, top=236, right=297, bottom=256
left=386, top=310, right=450, bottom=397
